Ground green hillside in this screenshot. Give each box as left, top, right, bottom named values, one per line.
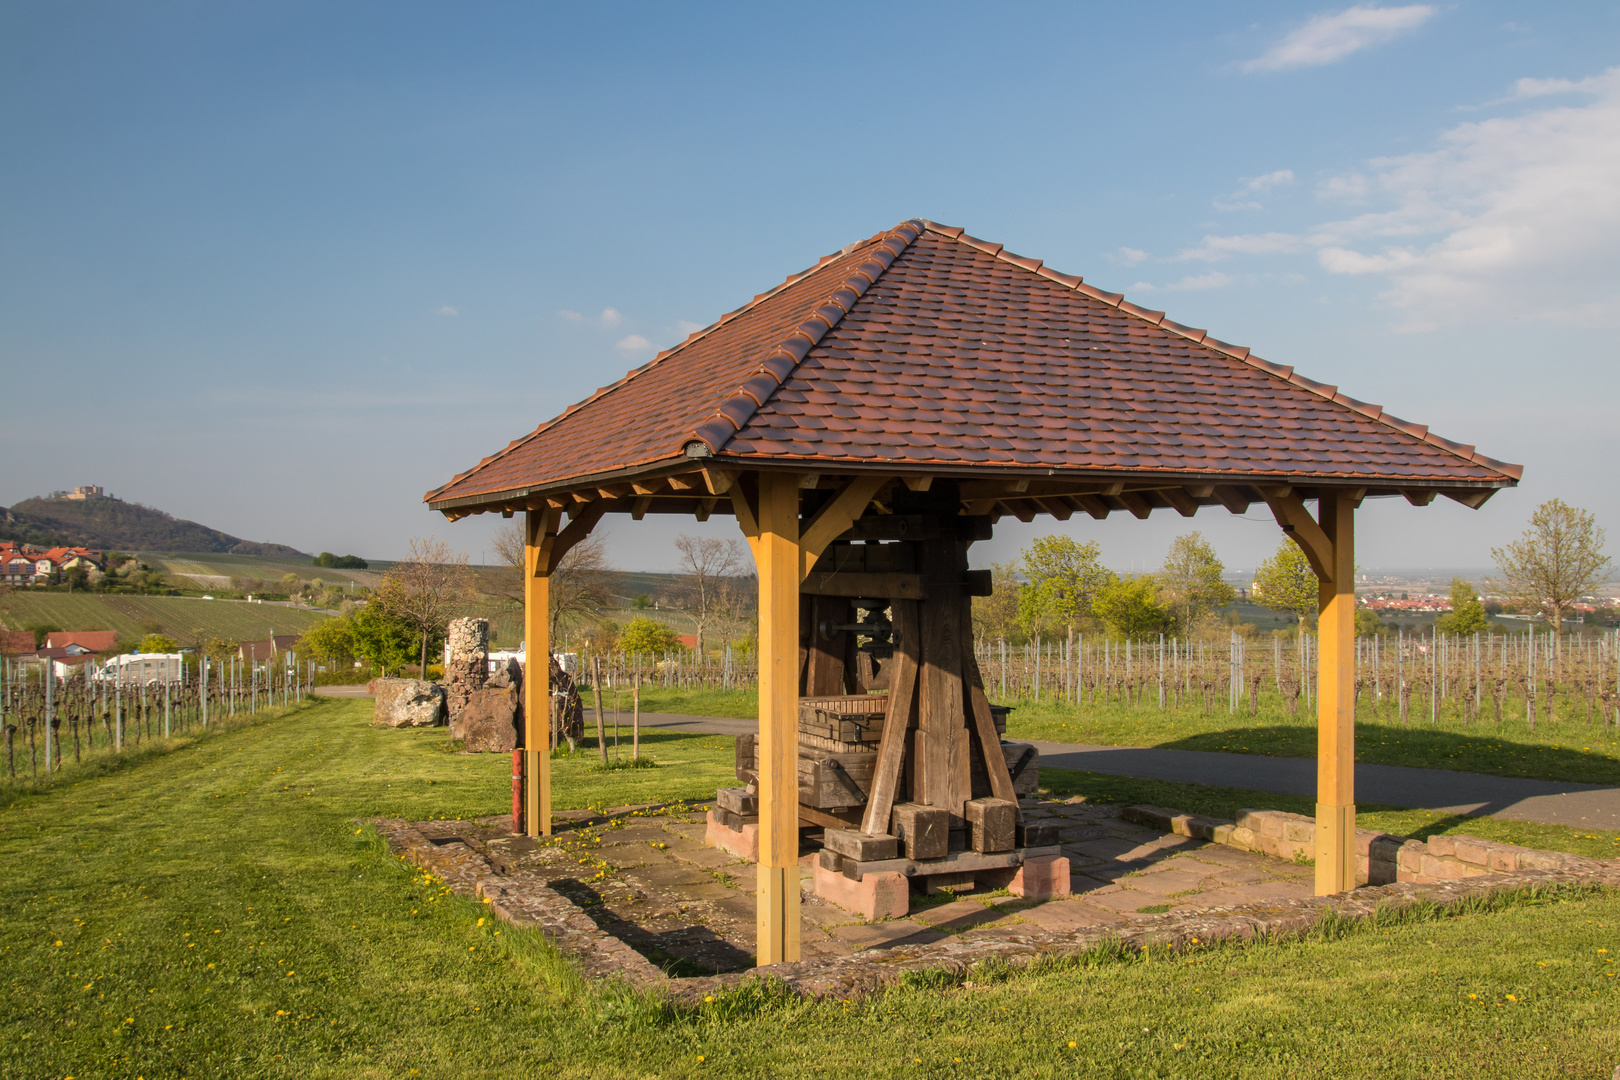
left=0, top=592, right=331, bottom=647
left=1, top=494, right=305, bottom=557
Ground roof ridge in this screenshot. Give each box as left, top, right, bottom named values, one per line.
left=913, top=221, right=1523, bottom=483
left=684, top=219, right=926, bottom=455
left=421, top=229, right=898, bottom=504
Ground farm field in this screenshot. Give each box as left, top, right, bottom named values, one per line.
left=147, top=551, right=385, bottom=589
left=0, top=591, right=332, bottom=646
left=1, top=697, right=1615, bottom=1078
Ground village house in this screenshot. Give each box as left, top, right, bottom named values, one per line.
left=0, top=542, right=104, bottom=585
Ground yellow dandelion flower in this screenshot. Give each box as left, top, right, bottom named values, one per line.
left=1068, top=1041, right=1077, bottom=1049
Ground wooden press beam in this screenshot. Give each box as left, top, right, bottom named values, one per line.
left=861, top=599, right=920, bottom=836
left=755, top=471, right=801, bottom=965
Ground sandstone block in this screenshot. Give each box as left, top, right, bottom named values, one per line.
left=1396, top=841, right=1425, bottom=873
left=1487, top=847, right=1520, bottom=872
left=1426, top=835, right=1456, bottom=857
left=1230, top=827, right=1257, bottom=850
left=1283, top=818, right=1314, bottom=843
left=452, top=685, right=520, bottom=752
left=1007, top=856, right=1071, bottom=901
left=1453, top=838, right=1491, bottom=865
left=1420, top=853, right=1463, bottom=880
left=704, top=810, right=759, bottom=862
left=372, top=679, right=447, bottom=728
left=813, top=863, right=909, bottom=920
left=1212, top=823, right=1236, bottom=845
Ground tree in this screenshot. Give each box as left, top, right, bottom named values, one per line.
left=1491, top=498, right=1613, bottom=627
left=618, top=616, right=683, bottom=654
left=971, top=560, right=1024, bottom=644
left=1158, top=532, right=1235, bottom=631
left=373, top=536, right=476, bottom=674
left=1016, top=535, right=1110, bottom=639
left=1252, top=539, right=1318, bottom=628
left=669, top=535, right=749, bottom=659
left=490, top=521, right=615, bottom=640
left=1435, top=576, right=1489, bottom=635
left=349, top=606, right=416, bottom=675
left=1091, top=574, right=1170, bottom=637
left=138, top=633, right=179, bottom=654
left=1354, top=608, right=1384, bottom=637
left=297, top=617, right=356, bottom=666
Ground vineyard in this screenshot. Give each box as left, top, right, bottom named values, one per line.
left=0, top=592, right=331, bottom=646
left=1, top=652, right=316, bottom=782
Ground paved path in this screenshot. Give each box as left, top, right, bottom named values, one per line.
left=625, top=712, right=1620, bottom=831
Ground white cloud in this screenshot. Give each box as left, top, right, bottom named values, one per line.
left=1215, top=169, right=1295, bottom=210
left=615, top=334, right=653, bottom=354
left=1242, top=5, right=1437, bottom=73
left=676, top=320, right=705, bottom=337
left=1178, top=232, right=1311, bottom=261
left=1126, top=271, right=1233, bottom=293
left=1114, top=247, right=1151, bottom=266
left=435, top=305, right=459, bottom=316
left=560, top=307, right=624, bottom=327
left=1512, top=73, right=1610, bottom=99
left=1178, top=67, right=1620, bottom=330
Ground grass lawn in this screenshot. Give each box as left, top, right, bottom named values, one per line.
left=634, top=686, right=1620, bottom=786
left=3, top=697, right=1617, bottom=1079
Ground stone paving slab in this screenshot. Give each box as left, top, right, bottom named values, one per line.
left=370, top=790, right=1620, bottom=1002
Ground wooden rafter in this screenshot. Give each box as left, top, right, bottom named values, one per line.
left=1161, top=488, right=1198, bottom=517
left=1073, top=493, right=1111, bottom=519
left=1213, top=485, right=1252, bottom=514
left=1115, top=491, right=1152, bottom=520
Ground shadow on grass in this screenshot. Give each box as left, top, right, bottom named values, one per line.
left=1154, top=724, right=1620, bottom=786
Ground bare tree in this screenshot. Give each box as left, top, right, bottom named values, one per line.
left=489, top=521, right=615, bottom=641
left=670, top=535, right=749, bottom=658
left=374, top=536, right=476, bottom=675
left=1491, top=498, right=1613, bottom=627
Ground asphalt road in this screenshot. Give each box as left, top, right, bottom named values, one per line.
left=623, top=711, right=1620, bottom=831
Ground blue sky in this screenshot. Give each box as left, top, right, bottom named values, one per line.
left=3, top=2, right=1617, bottom=575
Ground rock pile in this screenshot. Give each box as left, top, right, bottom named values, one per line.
left=442, top=618, right=489, bottom=720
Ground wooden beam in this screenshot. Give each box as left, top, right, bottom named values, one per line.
left=901, top=476, right=934, bottom=492
left=1403, top=489, right=1437, bottom=507
left=798, top=475, right=890, bottom=581
left=1034, top=497, right=1073, bottom=521
left=1004, top=499, right=1037, bottom=524
left=542, top=502, right=606, bottom=575
left=1263, top=491, right=1333, bottom=581
left=861, top=599, right=920, bottom=836
left=755, top=472, right=801, bottom=966
left=1115, top=491, right=1153, bottom=520
left=962, top=498, right=998, bottom=516
left=963, top=643, right=1018, bottom=809
left=522, top=505, right=561, bottom=839
left=1315, top=490, right=1356, bottom=897
left=596, top=484, right=630, bottom=500
left=802, top=571, right=926, bottom=600
left=1213, top=485, right=1252, bottom=514
left=1073, top=494, right=1111, bottom=520
left=1187, top=485, right=1215, bottom=499
left=631, top=480, right=665, bottom=496
left=666, top=474, right=698, bottom=491
left=695, top=497, right=717, bottom=522
left=630, top=496, right=652, bottom=521
left=1442, top=488, right=1496, bottom=509
left=1161, top=488, right=1198, bottom=517
left=730, top=483, right=762, bottom=566
left=701, top=467, right=736, bottom=495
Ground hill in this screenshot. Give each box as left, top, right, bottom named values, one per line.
left=1, top=494, right=306, bottom=557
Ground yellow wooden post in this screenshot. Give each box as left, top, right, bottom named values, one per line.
left=1315, top=491, right=1356, bottom=894
left=755, top=471, right=801, bottom=965
left=524, top=508, right=555, bottom=838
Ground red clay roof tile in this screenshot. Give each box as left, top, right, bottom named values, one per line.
left=426, top=219, right=1520, bottom=508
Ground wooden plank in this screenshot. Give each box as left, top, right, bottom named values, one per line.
left=964, top=798, right=1017, bottom=854
left=860, top=598, right=919, bottom=836
left=797, top=805, right=863, bottom=830
left=822, top=828, right=899, bottom=861
left=802, top=571, right=926, bottom=600
left=963, top=640, right=1019, bottom=808
left=755, top=471, right=801, bottom=965
left=803, top=596, right=849, bottom=697
left=918, top=541, right=971, bottom=826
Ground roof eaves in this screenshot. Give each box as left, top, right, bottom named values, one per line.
left=683, top=219, right=927, bottom=455
left=914, top=220, right=1523, bottom=487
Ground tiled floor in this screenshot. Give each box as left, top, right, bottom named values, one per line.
left=430, top=793, right=1314, bottom=975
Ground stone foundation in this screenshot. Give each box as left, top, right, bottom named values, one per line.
left=1121, top=804, right=1600, bottom=885
left=705, top=809, right=760, bottom=862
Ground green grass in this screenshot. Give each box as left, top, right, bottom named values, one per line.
left=0, top=591, right=332, bottom=645
left=1, top=697, right=1617, bottom=1077
left=634, top=685, right=759, bottom=719
left=1038, top=767, right=1620, bottom=861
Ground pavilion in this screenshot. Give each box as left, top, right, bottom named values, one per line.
left=425, top=218, right=1520, bottom=965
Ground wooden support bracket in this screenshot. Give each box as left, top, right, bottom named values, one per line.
left=1262, top=491, right=1333, bottom=581
left=798, top=475, right=890, bottom=580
